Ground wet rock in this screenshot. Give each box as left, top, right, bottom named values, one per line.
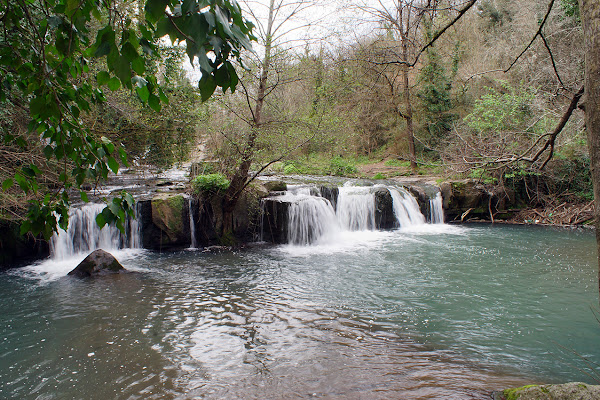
left=374, top=188, right=396, bottom=230
left=319, top=186, right=339, bottom=209
left=264, top=180, right=287, bottom=192
left=140, top=193, right=189, bottom=250
left=494, top=382, right=600, bottom=400
left=156, top=180, right=174, bottom=187
left=261, top=197, right=289, bottom=244
left=0, top=220, right=49, bottom=269
left=67, top=249, right=125, bottom=277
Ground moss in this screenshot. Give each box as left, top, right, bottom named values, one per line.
left=219, top=231, right=236, bottom=246
left=152, top=194, right=185, bottom=243
left=503, top=385, right=540, bottom=400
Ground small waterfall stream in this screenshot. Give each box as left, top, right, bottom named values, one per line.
left=277, top=183, right=440, bottom=246
left=188, top=197, right=198, bottom=250
left=389, top=188, right=426, bottom=227
left=337, top=185, right=376, bottom=231
left=50, top=203, right=142, bottom=259
left=430, top=192, right=444, bottom=224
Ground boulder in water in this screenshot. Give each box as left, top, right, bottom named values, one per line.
left=68, top=249, right=125, bottom=277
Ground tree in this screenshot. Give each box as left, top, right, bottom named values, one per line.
left=0, top=0, right=254, bottom=238
left=578, top=0, right=600, bottom=297
left=213, top=0, right=323, bottom=236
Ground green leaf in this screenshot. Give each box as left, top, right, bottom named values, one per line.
left=97, top=70, right=110, bottom=85
left=145, top=0, right=170, bottom=23
left=136, top=84, right=150, bottom=102
left=131, top=57, right=145, bottom=75
left=198, top=73, right=217, bottom=102
left=215, top=6, right=233, bottom=37
left=114, top=56, right=132, bottom=87
left=158, top=87, right=169, bottom=104
left=2, top=178, right=13, bottom=191
left=118, top=147, right=129, bottom=166
left=196, top=48, right=213, bottom=73
left=214, top=65, right=230, bottom=90
left=80, top=190, right=89, bottom=202
left=30, top=96, right=46, bottom=117
left=107, top=156, right=119, bottom=174
left=182, top=0, right=196, bottom=14
left=20, top=220, right=32, bottom=236
left=107, top=77, right=121, bottom=91
left=148, top=93, right=161, bottom=111
left=95, top=213, right=106, bottom=228
left=43, top=145, right=54, bottom=159
left=14, top=173, right=29, bottom=192
left=226, top=62, right=238, bottom=92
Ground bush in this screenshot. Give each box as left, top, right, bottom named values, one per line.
left=373, top=173, right=386, bottom=180
left=192, top=174, right=230, bottom=194
left=328, top=156, right=358, bottom=176
left=283, top=164, right=300, bottom=175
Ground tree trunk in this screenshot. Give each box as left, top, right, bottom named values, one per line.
left=398, top=4, right=417, bottom=174
left=402, top=60, right=417, bottom=174
left=221, top=0, right=275, bottom=236
left=579, top=0, right=600, bottom=299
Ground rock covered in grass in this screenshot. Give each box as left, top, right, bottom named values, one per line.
left=67, top=249, right=125, bottom=277
left=494, top=382, right=600, bottom=400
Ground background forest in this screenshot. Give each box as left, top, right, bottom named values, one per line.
left=0, top=0, right=589, bottom=231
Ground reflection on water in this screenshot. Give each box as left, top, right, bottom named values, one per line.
left=1, top=225, right=599, bottom=399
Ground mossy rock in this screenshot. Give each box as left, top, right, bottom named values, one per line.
left=151, top=193, right=186, bottom=244
left=497, top=382, right=600, bottom=400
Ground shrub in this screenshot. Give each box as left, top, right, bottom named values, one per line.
left=328, top=156, right=358, bottom=176
left=283, top=164, right=300, bottom=175
left=192, top=174, right=230, bottom=194
left=373, top=173, right=386, bottom=180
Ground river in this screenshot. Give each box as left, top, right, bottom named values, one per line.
left=1, top=224, right=598, bottom=399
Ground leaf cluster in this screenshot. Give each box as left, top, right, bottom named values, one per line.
left=0, top=0, right=254, bottom=239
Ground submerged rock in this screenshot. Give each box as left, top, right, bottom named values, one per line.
left=68, top=249, right=125, bottom=277
left=494, top=382, right=600, bottom=400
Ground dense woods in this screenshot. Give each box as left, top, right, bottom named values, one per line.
left=0, top=0, right=595, bottom=237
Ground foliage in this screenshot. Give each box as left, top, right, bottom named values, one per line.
left=560, top=0, right=580, bottom=22
left=373, top=173, right=386, bottom=180
left=417, top=39, right=458, bottom=145
left=477, top=0, right=513, bottom=28
left=463, top=81, right=536, bottom=133
left=0, top=0, right=254, bottom=239
left=192, top=173, right=230, bottom=194
left=327, top=156, right=358, bottom=176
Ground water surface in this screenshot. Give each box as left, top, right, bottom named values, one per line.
left=1, top=224, right=599, bottom=399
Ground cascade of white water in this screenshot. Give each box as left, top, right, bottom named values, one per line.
left=288, top=195, right=339, bottom=245
left=389, top=188, right=426, bottom=227
left=278, top=183, right=436, bottom=245
left=336, top=185, right=376, bottom=231
left=188, top=198, right=197, bottom=249
left=429, top=192, right=444, bottom=224
left=50, top=203, right=142, bottom=259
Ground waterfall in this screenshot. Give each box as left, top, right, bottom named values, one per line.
left=389, top=188, right=425, bottom=227
left=50, top=203, right=142, bottom=260
left=429, top=192, right=444, bottom=224
left=265, top=182, right=446, bottom=246
left=188, top=197, right=197, bottom=249
left=336, top=185, right=376, bottom=231
left=285, top=186, right=339, bottom=245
